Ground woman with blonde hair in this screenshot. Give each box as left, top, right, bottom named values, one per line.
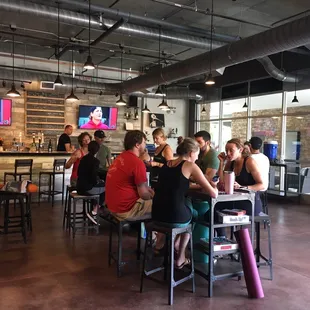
left=153, top=138, right=218, bottom=268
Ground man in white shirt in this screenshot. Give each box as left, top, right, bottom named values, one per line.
left=249, top=137, right=270, bottom=191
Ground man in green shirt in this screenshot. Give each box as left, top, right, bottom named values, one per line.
left=94, top=130, right=112, bottom=181
left=194, top=130, right=219, bottom=181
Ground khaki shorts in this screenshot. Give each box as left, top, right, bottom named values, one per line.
left=113, top=198, right=152, bottom=221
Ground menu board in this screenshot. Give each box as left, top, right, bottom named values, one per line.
left=25, top=91, right=65, bottom=136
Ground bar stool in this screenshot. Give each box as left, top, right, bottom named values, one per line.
left=69, top=192, right=100, bottom=238
left=99, top=208, right=151, bottom=277
left=252, top=212, right=273, bottom=280
left=0, top=191, right=32, bottom=244
left=63, top=185, right=77, bottom=228
left=38, top=159, right=66, bottom=207
left=4, top=159, right=33, bottom=183
left=140, top=222, right=195, bottom=305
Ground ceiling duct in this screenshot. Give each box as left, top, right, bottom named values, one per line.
left=0, top=0, right=225, bottom=50
left=116, top=13, right=310, bottom=93
left=257, top=57, right=300, bottom=82
left=130, top=88, right=202, bottom=100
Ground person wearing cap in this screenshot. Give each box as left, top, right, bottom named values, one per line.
left=249, top=136, right=270, bottom=191
left=194, top=130, right=219, bottom=181
left=94, top=130, right=112, bottom=181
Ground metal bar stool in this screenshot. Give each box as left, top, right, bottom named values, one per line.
left=38, top=159, right=66, bottom=207
left=0, top=191, right=32, bottom=244
left=252, top=212, right=273, bottom=280
left=4, top=159, right=33, bottom=183
left=63, top=185, right=77, bottom=229
left=140, top=222, right=195, bottom=305
left=99, top=208, right=151, bottom=277
left=69, top=192, right=100, bottom=238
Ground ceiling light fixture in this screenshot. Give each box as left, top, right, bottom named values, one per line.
left=292, top=72, right=299, bottom=103
left=201, top=105, right=207, bottom=115
left=116, top=45, right=127, bottom=106
left=99, top=90, right=103, bottom=96
left=243, top=100, right=248, bottom=108
left=142, top=98, right=151, bottom=113
left=205, top=0, right=215, bottom=86
left=6, top=33, right=21, bottom=98
left=54, top=2, right=63, bottom=86
left=83, top=0, right=95, bottom=70
left=158, top=98, right=170, bottom=111
left=66, top=50, right=79, bottom=102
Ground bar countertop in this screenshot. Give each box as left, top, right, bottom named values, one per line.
left=0, top=151, right=70, bottom=156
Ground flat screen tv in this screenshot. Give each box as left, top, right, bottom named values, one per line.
left=78, top=105, right=118, bottom=130
left=0, top=99, right=12, bottom=126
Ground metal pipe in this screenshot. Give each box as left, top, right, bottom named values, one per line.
left=117, top=13, right=310, bottom=93
left=152, top=0, right=270, bottom=29
left=0, top=0, right=225, bottom=49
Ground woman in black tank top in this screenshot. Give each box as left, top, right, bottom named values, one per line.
left=148, top=128, right=173, bottom=183
left=153, top=138, right=218, bottom=268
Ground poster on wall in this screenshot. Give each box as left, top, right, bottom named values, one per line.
left=149, top=113, right=165, bottom=128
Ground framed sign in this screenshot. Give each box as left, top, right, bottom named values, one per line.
left=149, top=113, right=165, bottom=128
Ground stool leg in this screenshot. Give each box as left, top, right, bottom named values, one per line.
left=61, top=173, right=65, bottom=205
left=190, top=231, right=195, bottom=293
left=63, top=187, right=68, bottom=228
left=137, top=223, right=141, bottom=261
left=108, top=223, right=113, bottom=266
left=163, top=234, right=169, bottom=281
left=51, top=174, right=55, bottom=207
left=140, top=230, right=149, bottom=293
left=4, top=200, right=9, bottom=234
left=19, top=198, right=27, bottom=244
left=267, top=220, right=273, bottom=280
left=169, top=232, right=175, bottom=306
left=38, top=174, right=41, bottom=206
left=117, top=223, right=123, bottom=277
left=72, top=199, right=77, bottom=238
left=256, top=222, right=261, bottom=264
left=48, top=174, right=51, bottom=203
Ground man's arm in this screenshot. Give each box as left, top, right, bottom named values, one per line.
left=64, top=143, right=72, bottom=153
left=106, top=147, right=112, bottom=167
left=137, top=183, right=154, bottom=200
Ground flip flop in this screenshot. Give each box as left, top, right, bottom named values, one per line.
left=175, top=258, right=191, bottom=270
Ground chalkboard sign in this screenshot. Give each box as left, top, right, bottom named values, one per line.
left=26, top=91, right=65, bottom=136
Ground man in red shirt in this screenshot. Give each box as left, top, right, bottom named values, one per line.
left=105, top=130, right=154, bottom=220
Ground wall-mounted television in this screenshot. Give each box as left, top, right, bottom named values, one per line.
left=78, top=105, right=118, bottom=130
left=0, top=99, right=12, bottom=126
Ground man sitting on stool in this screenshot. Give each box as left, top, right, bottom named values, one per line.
left=105, top=130, right=154, bottom=221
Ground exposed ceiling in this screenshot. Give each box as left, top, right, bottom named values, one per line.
left=0, top=0, right=309, bottom=88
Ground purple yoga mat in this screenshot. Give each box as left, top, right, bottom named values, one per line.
left=234, top=228, right=264, bottom=299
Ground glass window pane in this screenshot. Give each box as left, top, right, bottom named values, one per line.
left=199, top=101, right=220, bottom=120
left=287, top=89, right=310, bottom=114
left=251, top=93, right=282, bottom=116
left=200, top=121, right=220, bottom=150
left=222, top=98, right=246, bottom=118
left=286, top=115, right=310, bottom=163
left=221, top=119, right=248, bottom=151
left=251, top=117, right=282, bottom=159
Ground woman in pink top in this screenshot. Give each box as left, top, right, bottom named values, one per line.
left=65, top=132, right=92, bottom=186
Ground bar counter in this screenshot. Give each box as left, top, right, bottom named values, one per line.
left=0, top=151, right=69, bottom=157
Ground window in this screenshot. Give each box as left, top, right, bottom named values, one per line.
left=200, top=121, right=220, bottom=149
left=222, top=98, right=246, bottom=119
left=251, top=93, right=282, bottom=116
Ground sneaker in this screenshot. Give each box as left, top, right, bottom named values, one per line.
left=86, top=211, right=98, bottom=225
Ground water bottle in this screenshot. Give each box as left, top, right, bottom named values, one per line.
left=48, top=139, right=52, bottom=153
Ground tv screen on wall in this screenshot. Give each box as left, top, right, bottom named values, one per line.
left=0, top=99, right=12, bottom=126
left=78, top=105, right=118, bottom=130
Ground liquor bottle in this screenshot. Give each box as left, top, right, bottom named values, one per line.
left=48, top=139, right=53, bottom=153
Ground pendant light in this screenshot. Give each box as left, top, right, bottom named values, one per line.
left=83, top=0, right=95, bottom=70
left=116, top=45, right=127, bottom=106
left=155, top=27, right=164, bottom=96
left=142, top=98, right=151, bottom=113
left=54, top=2, right=63, bottom=85
left=292, top=73, right=299, bottom=103
left=243, top=96, right=248, bottom=108
left=201, top=105, right=207, bottom=115
left=158, top=85, right=169, bottom=110
left=7, top=33, right=21, bottom=97
left=205, top=0, right=215, bottom=86
left=66, top=50, right=79, bottom=102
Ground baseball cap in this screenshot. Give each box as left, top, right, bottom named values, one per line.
left=249, top=137, right=262, bottom=150
left=94, top=130, right=106, bottom=138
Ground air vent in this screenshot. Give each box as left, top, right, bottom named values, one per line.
left=40, top=81, right=55, bottom=90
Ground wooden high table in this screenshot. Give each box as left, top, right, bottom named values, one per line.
left=187, top=189, right=255, bottom=297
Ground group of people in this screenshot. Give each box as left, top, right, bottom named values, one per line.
left=56, top=125, right=112, bottom=224
left=57, top=124, right=270, bottom=269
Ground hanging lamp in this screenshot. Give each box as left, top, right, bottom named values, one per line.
left=66, top=50, right=79, bottom=101
left=292, top=73, right=299, bottom=103
left=7, top=33, right=21, bottom=97
left=54, top=2, right=63, bottom=85
left=201, top=105, right=207, bottom=115
left=205, top=0, right=215, bottom=86
left=116, top=45, right=127, bottom=106
left=158, top=85, right=170, bottom=110
left=142, top=98, right=151, bottom=113
left=83, top=0, right=95, bottom=70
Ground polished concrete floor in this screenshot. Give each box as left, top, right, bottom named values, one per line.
left=0, top=198, right=310, bottom=310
